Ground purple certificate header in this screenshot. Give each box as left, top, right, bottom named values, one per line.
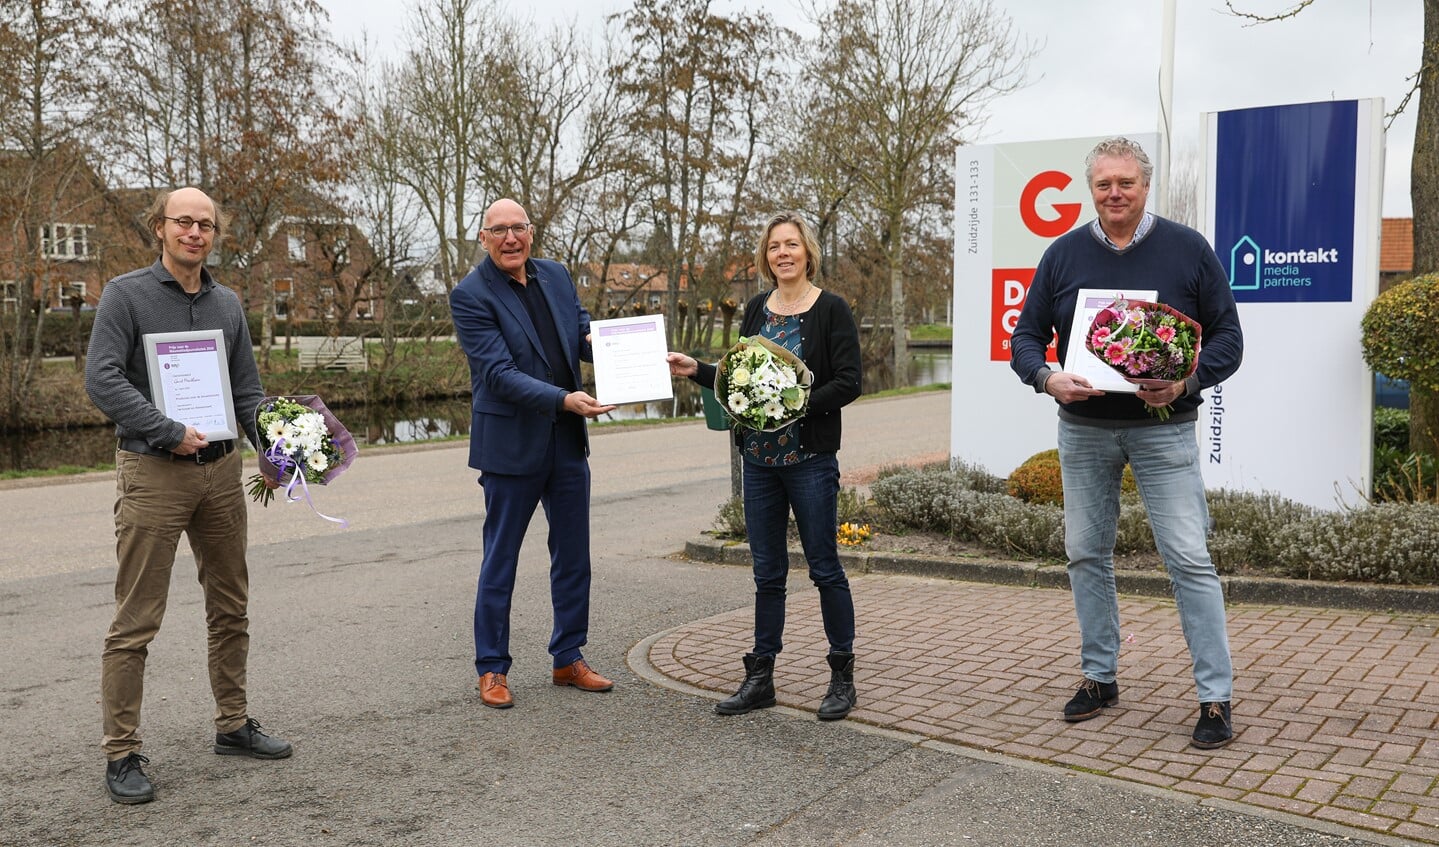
left=156, top=339, right=219, bottom=356
left=597, top=321, right=658, bottom=337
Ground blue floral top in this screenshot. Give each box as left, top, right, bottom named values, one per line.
left=742, top=308, right=813, bottom=467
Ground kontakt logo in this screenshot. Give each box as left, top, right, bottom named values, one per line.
left=1228, top=235, right=1340, bottom=291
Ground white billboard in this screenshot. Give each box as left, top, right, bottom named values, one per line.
left=1201, top=99, right=1383, bottom=508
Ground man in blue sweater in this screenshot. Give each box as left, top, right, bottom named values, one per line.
left=1010, top=137, right=1244, bottom=749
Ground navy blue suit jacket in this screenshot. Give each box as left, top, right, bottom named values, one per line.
left=450, top=256, right=594, bottom=476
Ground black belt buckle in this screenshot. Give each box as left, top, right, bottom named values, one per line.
left=194, top=440, right=231, bottom=464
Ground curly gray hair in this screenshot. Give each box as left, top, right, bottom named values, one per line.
left=1084, top=137, right=1154, bottom=186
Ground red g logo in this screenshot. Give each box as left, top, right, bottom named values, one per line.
left=1020, top=170, right=1082, bottom=238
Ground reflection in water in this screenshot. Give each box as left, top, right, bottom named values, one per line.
left=2, top=351, right=952, bottom=472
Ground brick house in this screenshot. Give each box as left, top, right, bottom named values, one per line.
left=575, top=259, right=756, bottom=319
left=0, top=148, right=150, bottom=316
left=2, top=149, right=379, bottom=329
left=1380, top=217, right=1413, bottom=292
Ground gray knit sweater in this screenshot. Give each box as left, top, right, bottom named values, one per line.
left=84, top=260, right=265, bottom=451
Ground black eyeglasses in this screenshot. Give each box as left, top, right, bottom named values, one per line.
left=165, top=216, right=217, bottom=234
left=483, top=223, right=531, bottom=239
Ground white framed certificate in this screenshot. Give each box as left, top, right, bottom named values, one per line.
left=143, top=329, right=239, bottom=440
left=590, top=314, right=674, bottom=406
left=1064, top=289, right=1157, bottom=394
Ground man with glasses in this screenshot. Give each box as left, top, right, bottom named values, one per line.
left=450, top=198, right=617, bottom=709
left=85, top=187, right=290, bottom=805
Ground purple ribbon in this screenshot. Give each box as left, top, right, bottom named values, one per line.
left=265, top=438, right=349, bottom=528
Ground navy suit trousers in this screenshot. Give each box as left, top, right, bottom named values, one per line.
left=473, top=422, right=591, bottom=675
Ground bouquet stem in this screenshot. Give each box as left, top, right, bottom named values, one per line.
left=247, top=472, right=275, bottom=507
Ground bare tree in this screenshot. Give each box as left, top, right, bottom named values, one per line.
left=471, top=23, right=633, bottom=260
left=342, top=45, right=428, bottom=369
left=805, top=0, right=1033, bottom=385
left=390, top=0, right=488, bottom=293
left=613, top=0, right=784, bottom=349
left=103, top=0, right=354, bottom=366
left=0, top=0, right=107, bottom=427
left=1166, top=145, right=1202, bottom=230
left=563, top=160, right=653, bottom=320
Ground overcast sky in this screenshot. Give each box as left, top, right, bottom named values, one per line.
left=320, top=0, right=1423, bottom=217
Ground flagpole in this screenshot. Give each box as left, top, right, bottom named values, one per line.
left=1157, top=0, right=1176, bottom=216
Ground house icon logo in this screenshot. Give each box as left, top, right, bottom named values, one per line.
left=1229, top=236, right=1261, bottom=291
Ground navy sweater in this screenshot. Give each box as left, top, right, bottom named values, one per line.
left=1010, top=216, right=1244, bottom=425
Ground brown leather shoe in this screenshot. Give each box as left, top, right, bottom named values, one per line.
left=552, top=659, right=614, bottom=692
left=476, top=672, right=513, bottom=708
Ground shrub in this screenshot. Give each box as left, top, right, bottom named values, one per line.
left=1372, top=447, right=1439, bottom=503
left=1114, top=501, right=1155, bottom=554
left=1276, top=503, right=1439, bottom=584
left=713, top=496, right=745, bottom=539
left=837, top=486, right=868, bottom=524
left=1374, top=407, right=1410, bottom=454
left=847, top=464, right=1439, bottom=585
left=871, top=463, right=1007, bottom=534
left=967, top=492, right=1064, bottom=558
left=946, top=459, right=1009, bottom=494
left=1007, top=449, right=1063, bottom=504
left=870, top=469, right=965, bottom=533
left=1006, top=449, right=1137, bottom=506
left=871, top=465, right=1062, bottom=557
left=1206, top=490, right=1319, bottom=573
left=1361, top=274, right=1439, bottom=393
left=1362, top=273, right=1439, bottom=456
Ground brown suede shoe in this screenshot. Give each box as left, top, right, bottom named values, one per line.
left=552, top=659, right=614, bottom=692
left=477, top=672, right=513, bottom=708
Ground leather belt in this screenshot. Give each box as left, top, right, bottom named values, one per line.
left=119, top=438, right=235, bottom=464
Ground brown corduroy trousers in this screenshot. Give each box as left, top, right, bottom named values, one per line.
left=101, top=448, right=251, bottom=760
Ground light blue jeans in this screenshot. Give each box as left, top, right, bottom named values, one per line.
left=1058, top=418, right=1232, bottom=704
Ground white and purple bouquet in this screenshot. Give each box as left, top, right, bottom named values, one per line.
left=247, top=395, right=357, bottom=522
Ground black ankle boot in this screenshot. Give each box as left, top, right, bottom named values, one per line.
left=715, top=653, right=776, bottom=715
left=817, top=651, right=856, bottom=721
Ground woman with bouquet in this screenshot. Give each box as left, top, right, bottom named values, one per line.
left=667, top=212, right=863, bottom=721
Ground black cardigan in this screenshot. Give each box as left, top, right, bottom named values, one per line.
left=694, top=289, right=862, bottom=454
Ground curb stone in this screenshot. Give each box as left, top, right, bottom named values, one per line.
left=684, top=538, right=1439, bottom=615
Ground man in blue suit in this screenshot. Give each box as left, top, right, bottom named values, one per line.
left=450, top=198, right=617, bottom=709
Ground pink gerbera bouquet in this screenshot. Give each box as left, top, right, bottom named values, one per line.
left=1086, top=299, right=1201, bottom=420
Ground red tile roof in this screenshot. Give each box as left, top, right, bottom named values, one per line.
left=1381, top=217, right=1412, bottom=273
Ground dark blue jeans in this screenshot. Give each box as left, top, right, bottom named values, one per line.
left=743, top=453, right=855, bottom=657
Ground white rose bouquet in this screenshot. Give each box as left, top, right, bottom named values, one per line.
left=714, top=335, right=814, bottom=432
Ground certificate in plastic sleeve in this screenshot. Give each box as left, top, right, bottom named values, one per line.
left=590, top=314, right=674, bottom=406
left=143, top=329, right=239, bottom=440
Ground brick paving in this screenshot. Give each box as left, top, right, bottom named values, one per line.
left=648, top=575, right=1439, bottom=844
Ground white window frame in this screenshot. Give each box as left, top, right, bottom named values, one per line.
left=60, top=280, right=86, bottom=307
left=288, top=233, right=306, bottom=262
left=40, top=223, right=95, bottom=260
left=1, top=280, right=16, bottom=313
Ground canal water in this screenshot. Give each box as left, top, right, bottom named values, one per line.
left=2, top=351, right=951, bottom=473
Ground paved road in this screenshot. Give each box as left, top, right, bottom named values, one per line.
left=0, top=392, right=1392, bottom=845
